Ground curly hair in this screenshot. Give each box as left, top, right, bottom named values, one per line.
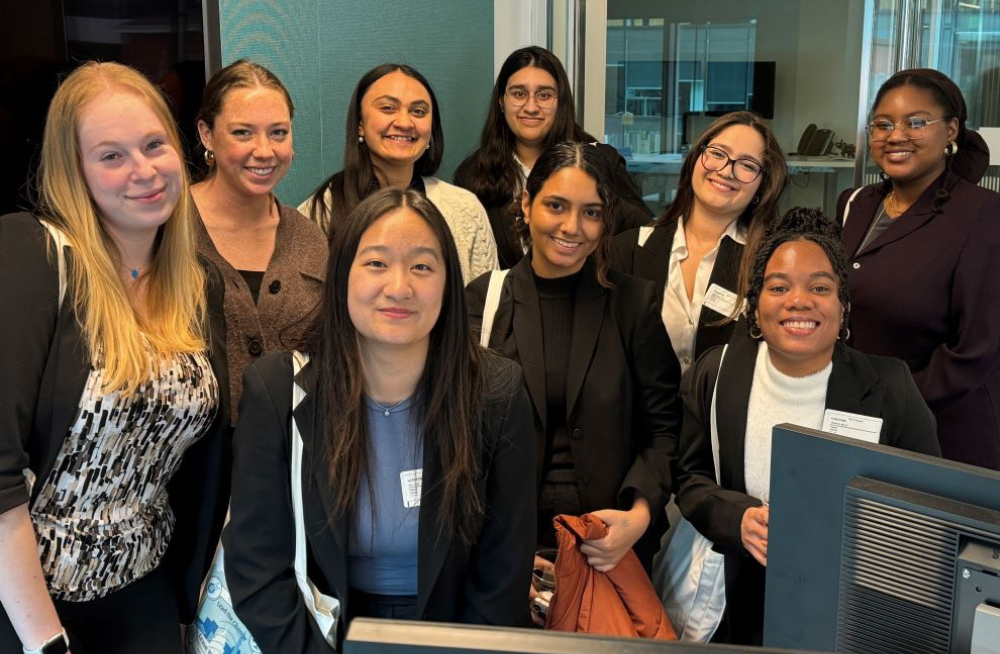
left=741, top=206, right=851, bottom=340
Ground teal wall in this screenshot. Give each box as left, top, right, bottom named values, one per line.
left=219, top=0, right=494, bottom=206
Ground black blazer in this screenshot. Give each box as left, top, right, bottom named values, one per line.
left=454, top=143, right=653, bottom=269
left=465, top=257, right=682, bottom=563
left=224, top=350, right=537, bottom=654
left=610, top=217, right=744, bottom=363
left=838, top=171, right=1000, bottom=470
left=0, top=212, right=231, bottom=624
left=676, top=332, right=941, bottom=645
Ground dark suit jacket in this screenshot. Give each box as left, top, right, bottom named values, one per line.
left=224, top=351, right=537, bottom=654
left=0, top=212, right=230, bottom=625
left=454, top=143, right=653, bottom=269
left=465, top=257, right=682, bottom=563
left=676, top=333, right=941, bottom=645
left=838, top=171, right=1000, bottom=470
left=610, top=217, right=743, bottom=363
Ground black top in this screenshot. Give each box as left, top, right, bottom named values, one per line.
left=238, top=269, right=265, bottom=305
left=454, top=143, right=653, bottom=269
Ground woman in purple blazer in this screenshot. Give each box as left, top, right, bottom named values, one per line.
left=838, top=68, right=1000, bottom=470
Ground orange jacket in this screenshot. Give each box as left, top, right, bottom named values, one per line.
left=546, top=514, right=677, bottom=640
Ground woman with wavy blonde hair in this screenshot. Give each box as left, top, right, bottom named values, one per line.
left=0, top=61, right=229, bottom=654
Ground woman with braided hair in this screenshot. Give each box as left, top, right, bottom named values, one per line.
left=838, top=68, right=1000, bottom=470
left=674, top=206, right=939, bottom=646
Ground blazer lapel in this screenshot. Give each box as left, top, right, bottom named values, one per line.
left=860, top=172, right=954, bottom=255
left=715, top=328, right=758, bottom=492
left=633, top=221, right=674, bottom=296
left=694, top=235, right=743, bottom=356
left=566, top=261, right=607, bottom=419
left=292, top=360, right=349, bottom=586
left=509, top=260, right=547, bottom=430
left=842, top=187, right=883, bottom=256
left=416, top=432, right=451, bottom=618
left=824, top=345, right=884, bottom=424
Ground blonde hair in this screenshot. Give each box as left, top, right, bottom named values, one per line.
left=36, top=61, right=207, bottom=394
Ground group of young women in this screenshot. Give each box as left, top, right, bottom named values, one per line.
left=0, top=41, right=996, bottom=654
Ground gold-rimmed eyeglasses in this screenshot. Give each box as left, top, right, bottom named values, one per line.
left=866, top=117, right=947, bottom=142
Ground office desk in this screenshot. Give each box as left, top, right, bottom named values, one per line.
left=626, top=154, right=857, bottom=216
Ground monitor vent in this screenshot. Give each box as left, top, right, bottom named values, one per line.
left=837, top=495, right=958, bottom=654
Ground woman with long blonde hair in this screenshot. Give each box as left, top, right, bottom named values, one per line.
left=0, top=61, right=229, bottom=654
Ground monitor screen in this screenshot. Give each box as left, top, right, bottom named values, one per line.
left=764, top=425, right=1000, bottom=654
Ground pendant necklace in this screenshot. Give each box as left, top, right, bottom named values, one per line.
left=367, top=395, right=410, bottom=417
left=122, top=261, right=146, bottom=280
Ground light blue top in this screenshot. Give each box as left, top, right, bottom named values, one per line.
left=348, top=395, right=422, bottom=596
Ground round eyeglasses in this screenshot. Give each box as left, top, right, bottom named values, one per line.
left=505, top=88, right=557, bottom=110
left=699, top=145, right=764, bottom=183
left=866, top=117, right=946, bottom=142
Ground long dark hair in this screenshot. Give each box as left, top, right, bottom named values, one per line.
left=306, top=64, right=445, bottom=233
left=742, top=206, right=851, bottom=341
left=518, top=141, right=617, bottom=287
left=300, top=188, right=483, bottom=544
left=657, top=111, right=787, bottom=320
left=456, top=47, right=593, bottom=207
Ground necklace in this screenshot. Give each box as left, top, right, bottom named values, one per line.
left=121, top=261, right=146, bottom=280
left=367, top=394, right=410, bottom=417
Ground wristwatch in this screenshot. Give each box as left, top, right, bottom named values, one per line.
left=22, top=630, right=70, bottom=654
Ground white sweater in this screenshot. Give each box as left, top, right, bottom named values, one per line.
left=743, top=343, right=832, bottom=502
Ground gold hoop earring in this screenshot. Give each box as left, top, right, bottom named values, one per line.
left=749, top=325, right=763, bottom=340
left=945, top=141, right=959, bottom=156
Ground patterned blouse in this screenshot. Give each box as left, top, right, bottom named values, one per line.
left=30, top=351, right=218, bottom=602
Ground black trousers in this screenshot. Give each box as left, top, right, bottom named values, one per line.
left=0, top=563, right=182, bottom=654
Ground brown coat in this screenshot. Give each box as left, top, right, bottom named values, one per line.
left=547, top=514, right=676, bottom=640
left=196, top=201, right=327, bottom=422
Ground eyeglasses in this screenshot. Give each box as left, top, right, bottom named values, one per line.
left=699, top=145, right=764, bottom=183
left=505, top=88, right=558, bottom=109
left=866, top=117, right=947, bottom=142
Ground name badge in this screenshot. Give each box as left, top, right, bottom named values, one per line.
left=821, top=409, right=883, bottom=444
left=400, top=468, right=422, bottom=508
left=703, top=283, right=738, bottom=316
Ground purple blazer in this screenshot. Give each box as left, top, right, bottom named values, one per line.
left=838, top=170, right=1000, bottom=470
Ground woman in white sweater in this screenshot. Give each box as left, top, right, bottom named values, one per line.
left=299, top=63, right=497, bottom=283
left=674, top=207, right=940, bottom=646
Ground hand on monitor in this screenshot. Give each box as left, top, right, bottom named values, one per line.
left=741, top=505, right=770, bottom=566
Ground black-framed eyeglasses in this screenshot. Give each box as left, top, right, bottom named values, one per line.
left=866, top=117, right=947, bottom=142
left=505, top=88, right=558, bottom=109
left=699, top=145, right=764, bottom=183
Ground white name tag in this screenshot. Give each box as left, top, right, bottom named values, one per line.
left=703, top=283, right=738, bottom=316
left=400, top=468, right=422, bottom=508
left=821, top=409, right=883, bottom=444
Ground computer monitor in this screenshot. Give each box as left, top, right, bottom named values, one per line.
left=764, top=425, right=1000, bottom=654
left=344, top=618, right=823, bottom=654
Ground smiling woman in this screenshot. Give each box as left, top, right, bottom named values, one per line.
left=191, top=59, right=328, bottom=422
left=466, top=141, right=683, bottom=625
left=674, top=206, right=940, bottom=646
left=0, top=61, right=230, bottom=654
left=300, top=63, right=498, bottom=284
left=223, top=189, right=536, bottom=651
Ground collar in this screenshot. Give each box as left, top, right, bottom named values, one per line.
left=671, top=217, right=746, bottom=256
left=512, top=153, right=532, bottom=180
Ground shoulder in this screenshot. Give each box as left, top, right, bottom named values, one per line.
left=0, top=212, right=58, bottom=277
left=841, top=346, right=909, bottom=386
left=950, top=177, right=1000, bottom=217
left=424, top=177, right=484, bottom=214
left=607, top=268, right=656, bottom=302
left=453, top=154, right=478, bottom=188
left=480, top=350, right=524, bottom=407
left=278, top=202, right=329, bottom=256
left=836, top=184, right=881, bottom=216
left=594, top=142, right=627, bottom=166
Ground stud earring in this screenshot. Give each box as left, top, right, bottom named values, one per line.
left=358, top=136, right=364, bottom=144
left=204, top=149, right=215, bottom=164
